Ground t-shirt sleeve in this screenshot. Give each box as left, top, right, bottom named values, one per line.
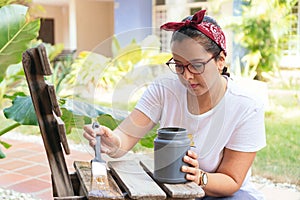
left=226, top=103, right=267, bottom=152
left=135, top=82, right=163, bottom=124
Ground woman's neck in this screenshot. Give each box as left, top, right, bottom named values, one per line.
left=187, top=76, right=227, bottom=115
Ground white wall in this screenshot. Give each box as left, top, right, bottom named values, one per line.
left=35, top=4, right=68, bottom=46
left=75, top=0, right=114, bottom=55
left=32, top=0, right=114, bottom=55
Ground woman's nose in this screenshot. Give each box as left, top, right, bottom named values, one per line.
left=182, top=67, right=194, bottom=80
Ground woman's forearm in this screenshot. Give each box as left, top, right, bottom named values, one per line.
left=108, top=127, right=140, bottom=158
left=203, top=172, right=241, bottom=197
left=109, top=109, right=156, bottom=158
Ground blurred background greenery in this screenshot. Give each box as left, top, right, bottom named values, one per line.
left=0, top=0, right=299, bottom=187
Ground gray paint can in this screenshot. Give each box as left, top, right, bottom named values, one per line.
left=154, top=127, right=190, bottom=183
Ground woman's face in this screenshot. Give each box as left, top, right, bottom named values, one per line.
left=170, top=38, right=223, bottom=96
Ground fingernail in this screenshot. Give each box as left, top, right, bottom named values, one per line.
left=184, top=155, right=189, bottom=161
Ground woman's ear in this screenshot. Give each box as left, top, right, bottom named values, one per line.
left=217, top=51, right=226, bottom=72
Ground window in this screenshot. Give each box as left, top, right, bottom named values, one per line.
left=38, top=18, right=55, bottom=45
left=153, top=0, right=208, bottom=52
left=155, top=8, right=169, bottom=52
left=156, top=0, right=165, bottom=5
left=281, top=2, right=300, bottom=60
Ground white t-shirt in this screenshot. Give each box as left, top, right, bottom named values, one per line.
left=135, top=75, right=266, bottom=199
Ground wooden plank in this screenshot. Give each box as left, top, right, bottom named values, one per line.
left=47, top=84, right=62, bottom=116
left=22, top=44, right=74, bottom=197
left=69, top=173, right=86, bottom=197
left=140, top=159, right=205, bottom=199
left=53, top=112, right=70, bottom=155
left=54, top=196, right=86, bottom=200
left=74, top=161, right=124, bottom=200
left=108, top=160, right=166, bottom=200
left=37, top=43, right=52, bottom=75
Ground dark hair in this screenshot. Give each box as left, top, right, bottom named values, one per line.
left=171, top=14, right=230, bottom=77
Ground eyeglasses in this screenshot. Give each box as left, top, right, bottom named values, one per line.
left=166, top=53, right=219, bottom=75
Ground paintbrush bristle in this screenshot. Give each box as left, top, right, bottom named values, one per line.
left=92, top=161, right=107, bottom=176
left=92, top=161, right=109, bottom=190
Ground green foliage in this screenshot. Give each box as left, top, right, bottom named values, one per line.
left=60, top=99, right=126, bottom=134
left=0, top=4, right=40, bottom=79
left=0, top=148, right=5, bottom=158
left=44, top=43, right=74, bottom=96
left=67, top=35, right=171, bottom=96
left=64, top=51, right=111, bottom=95
left=0, top=0, right=34, bottom=8
left=0, top=40, right=63, bottom=108
left=0, top=11, right=170, bottom=158
left=3, top=96, right=37, bottom=125
left=0, top=0, right=15, bottom=7
left=97, top=114, right=119, bottom=130
left=0, top=63, right=27, bottom=104
left=227, top=0, right=298, bottom=80
left=60, top=98, right=126, bottom=134
left=0, top=3, right=40, bottom=157
left=139, top=124, right=159, bottom=148
left=253, top=91, right=300, bottom=184
left=60, top=108, right=86, bottom=135
left=1, top=94, right=127, bottom=133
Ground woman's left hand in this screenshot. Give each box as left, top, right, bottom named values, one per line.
left=181, top=150, right=201, bottom=185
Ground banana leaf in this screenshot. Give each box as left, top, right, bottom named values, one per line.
left=60, top=107, right=87, bottom=135
left=60, top=99, right=126, bottom=134
left=2, top=96, right=127, bottom=134
left=60, top=98, right=127, bottom=122
left=3, top=95, right=38, bottom=125
left=0, top=148, right=5, bottom=158
left=0, top=4, right=40, bottom=79
left=139, top=127, right=157, bottom=148
left=96, top=114, right=118, bottom=130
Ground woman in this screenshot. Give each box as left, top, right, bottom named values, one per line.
left=83, top=10, right=266, bottom=199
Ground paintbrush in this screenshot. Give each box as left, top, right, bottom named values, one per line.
left=91, top=121, right=109, bottom=190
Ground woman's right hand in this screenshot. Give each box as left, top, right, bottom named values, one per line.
left=83, top=124, right=121, bottom=157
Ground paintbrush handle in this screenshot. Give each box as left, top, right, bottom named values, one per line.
left=92, top=122, right=103, bottom=162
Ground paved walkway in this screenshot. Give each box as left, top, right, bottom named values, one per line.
left=0, top=136, right=93, bottom=199
left=0, top=134, right=299, bottom=200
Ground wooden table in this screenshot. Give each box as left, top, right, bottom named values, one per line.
left=74, top=159, right=205, bottom=200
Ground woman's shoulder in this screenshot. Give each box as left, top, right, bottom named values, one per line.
left=226, top=77, right=266, bottom=109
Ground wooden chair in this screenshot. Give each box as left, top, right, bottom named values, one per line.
left=22, top=44, right=85, bottom=199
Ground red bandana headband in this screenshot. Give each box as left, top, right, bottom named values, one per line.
left=160, top=10, right=226, bottom=55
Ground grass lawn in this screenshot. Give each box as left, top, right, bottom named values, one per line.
left=253, top=89, right=300, bottom=186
